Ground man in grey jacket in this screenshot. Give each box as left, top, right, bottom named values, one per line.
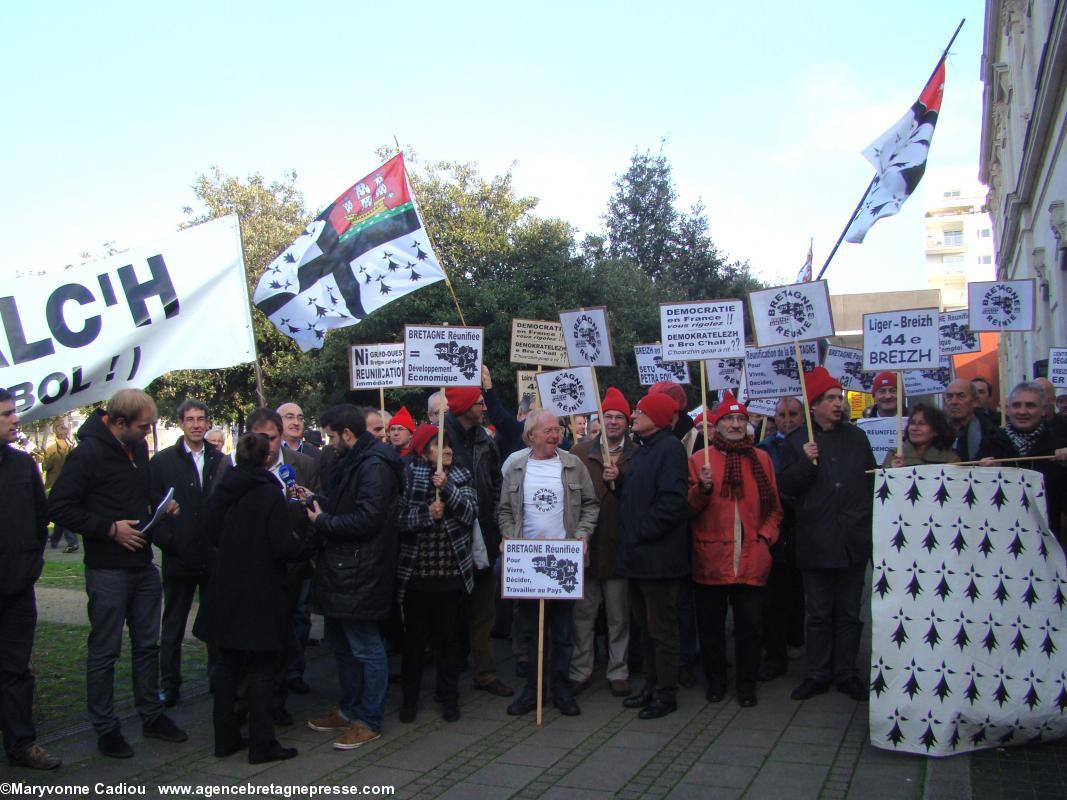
left=498, top=410, right=598, bottom=716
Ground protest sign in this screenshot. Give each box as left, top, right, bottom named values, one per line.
left=634, top=344, right=690, bottom=386
left=703, top=357, right=745, bottom=391
left=349, top=343, right=405, bottom=390
left=517, top=370, right=541, bottom=408
left=659, top=300, right=745, bottom=361
left=745, top=342, right=819, bottom=398
left=1050, top=348, right=1067, bottom=390
left=501, top=540, right=584, bottom=600
left=0, top=215, right=255, bottom=422
left=534, top=367, right=599, bottom=417
left=902, top=355, right=954, bottom=396
left=403, top=325, right=483, bottom=386
left=824, top=345, right=875, bottom=393
left=559, top=307, right=615, bottom=367
left=968, top=279, right=1036, bottom=331
left=746, top=397, right=779, bottom=417
left=862, top=308, right=940, bottom=370
left=509, top=318, right=569, bottom=368
left=856, top=417, right=898, bottom=465
left=938, top=309, right=981, bottom=356
left=748, top=280, right=834, bottom=346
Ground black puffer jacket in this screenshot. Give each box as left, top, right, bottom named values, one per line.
left=614, top=428, right=690, bottom=579
left=312, top=432, right=403, bottom=621
left=444, top=412, right=502, bottom=563
left=777, top=420, right=875, bottom=569
left=194, top=466, right=311, bottom=651
left=149, top=441, right=224, bottom=578
left=0, top=445, right=48, bottom=593
left=48, top=410, right=158, bottom=570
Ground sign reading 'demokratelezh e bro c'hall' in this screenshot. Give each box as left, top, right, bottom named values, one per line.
left=535, top=366, right=599, bottom=418
left=349, top=343, right=405, bottom=390
left=403, top=325, right=484, bottom=386
left=501, top=539, right=584, bottom=600
left=509, top=318, right=570, bottom=368
left=967, top=279, right=1036, bottom=332
left=559, top=307, right=615, bottom=367
left=659, top=300, right=745, bottom=361
left=748, top=280, right=835, bottom=346
left=634, top=344, right=691, bottom=386
left=862, top=308, right=940, bottom=371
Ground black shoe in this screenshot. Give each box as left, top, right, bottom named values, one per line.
left=474, top=678, right=514, bottom=697
left=791, top=678, right=830, bottom=701
left=442, top=705, right=460, bottom=723
left=514, top=661, right=529, bottom=679
left=64, top=544, right=80, bottom=554
left=623, top=687, right=655, bottom=709
left=705, top=676, right=727, bottom=703
left=398, top=706, right=416, bottom=724
left=506, top=695, right=537, bottom=716
left=286, top=676, right=311, bottom=695
left=638, top=699, right=677, bottom=719
left=214, top=737, right=249, bottom=757
left=758, top=660, right=787, bottom=682
left=142, top=714, right=188, bottom=743
left=570, top=678, right=590, bottom=696
left=837, top=676, right=869, bottom=702
left=98, top=729, right=134, bottom=759
left=249, top=744, right=298, bottom=764
left=159, top=687, right=180, bottom=708
left=270, top=707, right=294, bottom=726
left=554, top=696, right=581, bottom=716
left=307, top=637, right=319, bottom=646
left=737, top=684, right=758, bottom=707
left=678, top=666, right=696, bottom=688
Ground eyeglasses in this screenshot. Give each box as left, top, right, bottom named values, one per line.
left=282, top=413, right=304, bottom=421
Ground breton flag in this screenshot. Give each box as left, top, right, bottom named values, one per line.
left=254, top=154, right=446, bottom=351
left=795, top=239, right=813, bottom=283
left=844, top=56, right=946, bottom=244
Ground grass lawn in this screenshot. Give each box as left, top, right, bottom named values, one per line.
left=37, top=559, right=86, bottom=590
left=31, top=621, right=209, bottom=734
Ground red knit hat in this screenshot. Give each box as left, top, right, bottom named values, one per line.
left=636, top=392, right=677, bottom=429
left=649, top=380, right=688, bottom=412
left=600, top=386, right=631, bottom=419
left=709, top=391, right=749, bottom=427
left=872, top=371, right=897, bottom=391
left=445, top=387, right=482, bottom=415
left=389, top=406, right=415, bottom=433
left=410, top=424, right=440, bottom=457
left=804, top=366, right=842, bottom=404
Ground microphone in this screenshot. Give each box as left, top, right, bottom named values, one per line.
left=279, top=462, right=297, bottom=492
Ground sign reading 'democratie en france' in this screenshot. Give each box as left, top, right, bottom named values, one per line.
left=501, top=539, right=585, bottom=600
left=862, top=308, right=940, bottom=371
left=634, top=344, right=691, bottom=386
left=509, top=318, right=570, bottom=368
left=403, top=325, right=484, bottom=386
left=659, top=300, right=745, bottom=361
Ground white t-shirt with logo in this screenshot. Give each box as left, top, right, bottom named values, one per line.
left=522, top=455, right=565, bottom=540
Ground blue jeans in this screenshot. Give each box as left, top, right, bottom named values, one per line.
left=323, top=617, right=387, bottom=732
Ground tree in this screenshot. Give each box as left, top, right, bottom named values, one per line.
left=605, top=147, right=679, bottom=280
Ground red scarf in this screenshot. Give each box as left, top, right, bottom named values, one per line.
left=712, top=432, right=776, bottom=519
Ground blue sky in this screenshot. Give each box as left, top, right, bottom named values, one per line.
left=2, top=1, right=984, bottom=296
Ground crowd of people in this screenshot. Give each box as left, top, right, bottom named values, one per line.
left=1, top=365, right=1066, bottom=770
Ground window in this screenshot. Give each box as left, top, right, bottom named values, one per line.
left=978, top=229, right=991, bottom=238
left=943, top=229, right=964, bottom=246
left=943, top=189, right=961, bottom=198
left=943, top=255, right=965, bottom=273
left=979, top=255, right=992, bottom=265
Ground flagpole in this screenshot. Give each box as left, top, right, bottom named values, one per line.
left=815, top=19, right=965, bottom=283
left=234, top=216, right=269, bottom=406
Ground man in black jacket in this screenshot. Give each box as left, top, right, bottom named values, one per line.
left=0, top=389, right=61, bottom=770
left=48, top=389, right=187, bottom=758
left=945, top=379, right=1014, bottom=462
left=603, top=391, right=690, bottom=719
left=150, top=399, right=224, bottom=708
left=306, top=405, right=403, bottom=750
left=1002, top=382, right=1067, bottom=541
left=778, top=368, right=874, bottom=703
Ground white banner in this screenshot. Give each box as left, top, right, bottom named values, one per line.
left=501, top=539, right=585, bottom=600
left=559, top=307, right=615, bottom=367
left=968, top=280, right=1036, bottom=332
left=0, top=216, right=255, bottom=422
left=1050, top=348, right=1067, bottom=390
left=745, top=342, right=819, bottom=399
left=402, top=325, right=483, bottom=386
left=703, top=357, right=745, bottom=391
left=659, top=300, right=745, bottom=361
left=863, top=308, right=940, bottom=371
left=509, top=318, right=569, bottom=368
left=534, top=367, right=599, bottom=418
left=939, top=309, right=981, bottom=356
left=824, top=345, right=875, bottom=393
left=634, top=344, right=690, bottom=386
left=748, top=280, right=835, bottom=346
left=349, top=343, right=405, bottom=390
left=903, top=355, right=954, bottom=396
left=856, top=417, right=898, bottom=465
left=870, top=466, right=1067, bottom=756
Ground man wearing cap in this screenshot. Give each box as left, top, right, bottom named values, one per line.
left=863, top=372, right=900, bottom=418
left=688, top=392, right=782, bottom=707
left=778, top=367, right=875, bottom=702
left=649, top=381, right=697, bottom=456
left=387, top=407, right=416, bottom=457
left=603, top=391, right=689, bottom=719
left=442, top=387, right=513, bottom=697
left=570, top=387, right=637, bottom=697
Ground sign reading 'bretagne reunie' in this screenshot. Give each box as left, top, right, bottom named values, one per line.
left=559, top=307, right=615, bottom=367
left=402, top=325, right=484, bottom=387
left=659, top=300, right=745, bottom=361
left=748, top=280, right=835, bottom=347
left=534, top=366, right=599, bottom=418
left=967, top=280, right=1036, bottom=332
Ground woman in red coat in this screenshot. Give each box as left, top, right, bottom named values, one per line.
left=688, top=393, right=783, bottom=708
